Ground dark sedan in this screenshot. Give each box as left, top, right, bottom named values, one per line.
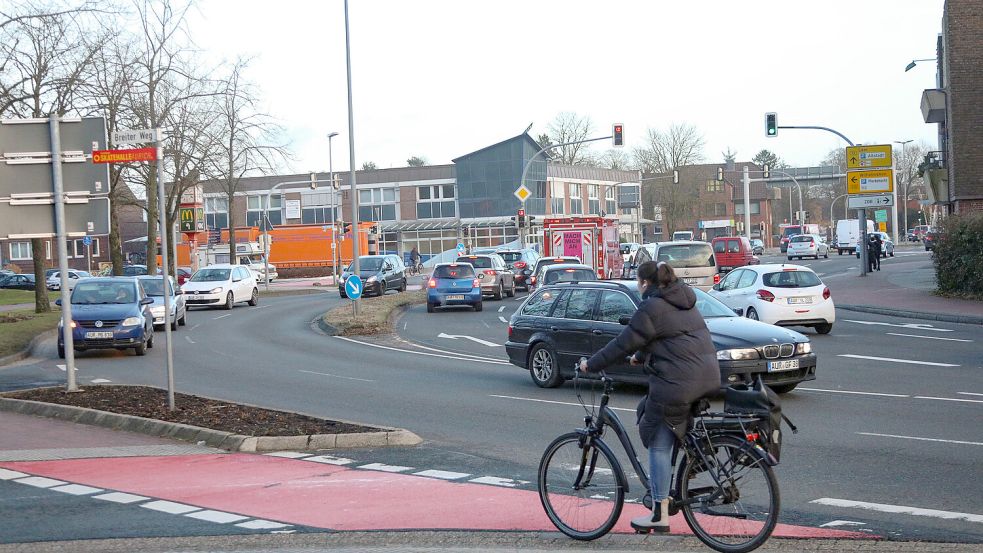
left=0, top=274, right=36, bottom=291
left=505, top=280, right=816, bottom=393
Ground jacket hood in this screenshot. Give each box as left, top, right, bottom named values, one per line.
left=644, top=281, right=696, bottom=310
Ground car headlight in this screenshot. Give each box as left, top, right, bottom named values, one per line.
left=795, top=342, right=812, bottom=355
left=121, top=316, right=141, bottom=327
left=58, top=320, right=77, bottom=328
left=208, top=287, right=224, bottom=294
left=150, top=306, right=164, bottom=315
left=366, top=275, right=378, bottom=283
left=716, top=348, right=760, bottom=361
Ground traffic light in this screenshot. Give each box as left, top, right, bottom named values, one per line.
left=716, top=167, right=724, bottom=181
left=612, top=124, right=624, bottom=147
left=762, top=164, right=770, bottom=179
left=517, top=208, right=526, bottom=228
left=765, top=112, right=777, bottom=137
left=672, top=170, right=679, bottom=184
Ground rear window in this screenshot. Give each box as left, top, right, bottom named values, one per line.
left=790, top=235, right=813, bottom=243
left=460, top=256, right=492, bottom=268
left=498, top=252, right=522, bottom=263
left=544, top=268, right=596, bottom=285
left=782, top=227, right=802, bottom=237
left=713, top=241, right=726, bottom=253
left=763, top=270, right=822, bottom=288
left=656, top=244, right=715, bottom=268
left=537, top=258, right=579, bottom=271
left=434, top=265, right=475, bottom=279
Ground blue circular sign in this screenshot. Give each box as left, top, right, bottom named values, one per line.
left=344, top=274, right=363, bottom=300
left=456, top=243, right=465, bottom=252
left=82, top=236, right=92, bottom=246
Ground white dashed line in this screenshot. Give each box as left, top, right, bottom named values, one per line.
left=49, top=484, right=103, bottom=495
left=798, top=387, right=910, bottom=398
left=212, top=314, right=232, bottom=320
left=299, top=369, right=376, bottom=382
left=336, top=336, right=510, bottom=365
left=90, top=378, right=112, bottom=384
left=820, top=520, right=867, bottom=528
left=0, top=469, right=28, bottom=480
left=857, top=432, right=983, bottom=446
left=914, top=396, right=983, bottom=404
left=236, top=519, right=292, bottom=530
left=469, top=476, right=529, bottom=488
left=490, top=394, right=634, bottom=412
left=810, top=498, right=983, bottom=523
left=305, top=455, right=354, bottom=465
left=184, top=335, right=195, bottom=344
left=414, top=469, right=471, bottom=480
left=958, top=392, right=983, bottom=397
left=190, top=323, right=201, bottom=331
left=93, top=492, right=150, bottom=504
left=264, top=451, right=311, bottom=459
left=357, top=463, right=413, bottom=473
left=498, top=316, right=508, bottom=323
left=498, top=306, right=506, bottom=312
left=185, top=510, right=249, bottom=523
left=15, top=476, right=67, bottom=488
left=842, top=319, right=953, bottom=332
left=837, top=354, right=959, bottom=367
left=886, top=333, right=972, bottom=342
left=140, top=500, right=201, bottom=514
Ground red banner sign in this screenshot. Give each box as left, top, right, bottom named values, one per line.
left=92, top=147, right=158, bottom=164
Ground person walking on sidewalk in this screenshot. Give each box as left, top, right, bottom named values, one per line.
left=867, top=234, right=882, bottom=272
left=578, top=260, right=719, bottom=533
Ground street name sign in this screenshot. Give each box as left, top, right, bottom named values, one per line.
left=0, top=196, right=111, bottom=239
left=513, top=184, right=532, bottom=202
left=847, top=169, right=894, bottom=194
left=846, top=144, right=893, bottom=169
left=92, top=147, right=157, bottom=164
left=111, top=128, right=161, bottom=145
left=847, top=193, right=894, bottom=209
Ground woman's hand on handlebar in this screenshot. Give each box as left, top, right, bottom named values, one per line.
left=578, top=357, right=589, bottom=374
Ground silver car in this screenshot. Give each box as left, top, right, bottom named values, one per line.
left=786, top=234, right=829, bottom=260
left=856, top=232, right=895, bottom=258
left=136, top=275, right=187, bottom=330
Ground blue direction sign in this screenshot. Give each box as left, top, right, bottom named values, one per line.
left=344, top=274, right=363, bottom=300
left=82, top=236, right=92, bottom=246
left=456, top=242, right=465, bottom=254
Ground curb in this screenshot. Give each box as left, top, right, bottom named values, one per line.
left=0, top=329, right=56, bottom=368
left=838, top=304, right=983, bottom=325
left=0, top=396, right=422, bottom=452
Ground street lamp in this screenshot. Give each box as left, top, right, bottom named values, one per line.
left=327, top=132, right=339, bottom=280
left=904, top=58, right=936, bottom=72
left=894, top=139, right=914, bottom=239
left=831, top=194, right=848, bottom=229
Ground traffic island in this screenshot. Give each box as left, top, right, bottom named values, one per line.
left=0, top=385, right=422, bottom=451
left=321, top=289, right=425, bottom=336
left=0, top=310, right=59, bottom=365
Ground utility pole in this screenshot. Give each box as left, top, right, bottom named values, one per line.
left=155, top=137, right=175, bottom=410
left=50, top=115, right=77, bottom=392
left=742, top=166, right=751, bottom=241
left=344, top=0, right=360, bottom=315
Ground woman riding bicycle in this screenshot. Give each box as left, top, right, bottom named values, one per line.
left=579, top=260, right=719, bottom=533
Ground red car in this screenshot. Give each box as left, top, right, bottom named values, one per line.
left=712, top=236, right=760, bottom=273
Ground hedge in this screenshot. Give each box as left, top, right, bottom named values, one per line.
left=933, top=213, right=983, bottom=299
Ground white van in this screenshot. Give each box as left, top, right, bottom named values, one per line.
left=672, top=231, right=695, bottom=241
left=835, top=219, right=875, bottom=255
left=634, top=241, right=719, bottom=291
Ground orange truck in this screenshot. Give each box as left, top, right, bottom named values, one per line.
left=542, top=217, right=623, bottom=279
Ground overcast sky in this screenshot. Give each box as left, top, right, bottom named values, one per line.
left=188, top=0, right=944, bottom=174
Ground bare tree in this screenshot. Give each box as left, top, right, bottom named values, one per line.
left=544, top=112, right=595, bottom=165
left=596, top=148, right=634, bottom=170
left=896, top=141, right=929, bottom=234
left=633, top=123, right=705, bottom=236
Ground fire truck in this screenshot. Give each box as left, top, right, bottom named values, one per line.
left=542, top=217, right=623, bottom=279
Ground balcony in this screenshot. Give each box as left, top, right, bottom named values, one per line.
left=921, top=89, right=946, bottom=124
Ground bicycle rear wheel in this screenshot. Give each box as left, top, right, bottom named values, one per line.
left=678, top=435, right=779, bottom=553
left=538, top=432, right=626, bottom=541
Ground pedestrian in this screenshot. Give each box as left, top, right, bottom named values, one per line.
left=867, top=234, right=881, bottom=272
left=578, top=261, right=719, bottom=533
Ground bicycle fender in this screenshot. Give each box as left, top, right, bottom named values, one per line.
left=747, top=441, right=779, bottom=467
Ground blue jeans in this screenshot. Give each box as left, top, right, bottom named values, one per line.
left=647, top=422, right=676, bottom=502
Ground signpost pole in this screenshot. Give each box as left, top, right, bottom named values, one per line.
left=155, top=143, right=176, bottom=411
left=344, top=0, right=360, bottom=317
left=86, top=240, right=91, bottom=273
left=742, top=166, right=751, bottom=241
left=50, top=115, right=77, bottom=392
left=859, top=209, right=868, bottom=277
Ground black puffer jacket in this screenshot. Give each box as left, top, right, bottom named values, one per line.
left=587, top=281, right=719, bottom=447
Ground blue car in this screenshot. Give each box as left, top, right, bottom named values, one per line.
left=427, top=262, right=483, bottom=313
left=57, top=278, right=155, bottom=358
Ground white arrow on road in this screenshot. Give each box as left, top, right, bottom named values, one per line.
left=437, top=333, right=502, bottom=347
left=842, top=320, right=953, bottom=333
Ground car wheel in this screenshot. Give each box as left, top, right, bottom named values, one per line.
left=178, top=312, right=187, bottom=326
left=506, top=280, right=515, bottom=297
left=340, top=290, right=347, bottom=298
left=815, top=323, right=833, bottom=334
left=746, top=307, right=759, bottom=321
left=427, top=302, right=435, bottom=313
left=528, top=343, right=562, bottom=388
left=824, top=252, right=829, bottom=258
left=787, top=257, right=792, bottom=261
left=224, top=292, right=234, bottom=310
left=838, top=249, right=843, bottom=255
left=769, top=383, right=798, bottom=394
left=494, top=282, right=503, bottom=300
left=57, top=343, right=65, bottom=359
left=379, top=282, right=387, bottom=296
left=134, top=340, right=147, bottom=356
left=400, top=278, right=407, bottom=292
left=889, top=252, right=894, bottom=257
left=248, top=288, right=258, bottom=306
left=171, top=318, right=178, bottom=331
left=474, top=301, right=483, bottom=312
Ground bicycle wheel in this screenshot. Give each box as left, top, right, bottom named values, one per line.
left=677, top=435, right=779, bottom=553
left=538, top=432, right=626, bottom=541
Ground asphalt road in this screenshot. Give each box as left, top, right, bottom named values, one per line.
left=0, top=249, right=980, bottom=544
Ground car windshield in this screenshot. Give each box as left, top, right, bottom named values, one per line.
left=434, top=265, right=475, bottom=279
left=763, top=270, right=823, bottom=288
left=498, top=252, right=522, bottom=263
left=782, top=226, right=802, bottom=237
left=693, top=288, right=738, bottom=318
left=460, top=257, right=492, bottom=269
left=657, top=244, right=715, bottom=268
left=350, top=258, right=384, bottom=272
left=544, top=268, right=596, bottom=284
left=191, top=268, right=231, bottom=282
left=138, top=278, right=174, bottom=296
left=790, top=235, right=813, bottom=243
left=71, top=281, right=136, bottom=304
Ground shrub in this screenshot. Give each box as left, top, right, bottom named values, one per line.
left=933, top=213, right=983, bottom=299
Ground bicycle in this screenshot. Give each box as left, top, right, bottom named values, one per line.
left=537, top=364, right=780, bottom=553
left=407, top=260, right=424, bottom=276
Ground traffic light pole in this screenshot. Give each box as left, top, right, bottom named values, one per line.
left=518, top=135, right=614, bottom=216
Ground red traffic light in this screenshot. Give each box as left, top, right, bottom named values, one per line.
left=518, top=208, right=525, bottom=217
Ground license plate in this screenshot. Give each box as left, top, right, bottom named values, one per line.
left=190, top=295, right=204, bottom=301
left=85, top=331, right=113, bottom=339
left=683, top=278, right=699, bottom=285
left=768, top=359, right=800, bottom=372
left=446, top=295, right=465, bottom=300
left=788, top=297, right=812, bottom=304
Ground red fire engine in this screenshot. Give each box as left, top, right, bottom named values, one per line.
left=542, top=217, right=623, bottom=279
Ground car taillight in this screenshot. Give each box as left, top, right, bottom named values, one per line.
left=530, top=276, right=537, bottom=284
left=484, top=269, right=497, bottom=276
left=472, top=278, right=480, bottom=288
left=823, top=286, right=831, bottom=300
left=508, top=325, right=513, bottom=339
left=756, top=289, right=775, bottom=302
left=428, top=279, right=437, bottom=288
left=713, top=274, right=721, bottom=284
left=514, top=262, right=526, bottom=269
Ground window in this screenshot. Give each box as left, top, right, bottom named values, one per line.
left=595, top=291, right=637, bottom=323
left=737, top=270, right=758, bottom=289
left=417, top=185, right=456, bottom=219
left=9, top=241, right=32, bottom=260
left=301, top=191, right=336, bottom=225
left=247, top=194, right=282, bottom=228
left=522, top=289, right=561, bottom=317
left=434, top=264, right=475, bottom=279
left=717, top=269, right=742, bottom=291
left=550, top=182, right=565, bottom=214
left=605, top=187, right=616, bottom=215
left=713, top=240, right=726, bottom=253
left=706, top=180, right=723, bottom=193
left=727, top=239, right=741, bottom=253
left=656, top=244, right=716, bottom=268
left=72, top=239, right=100, bottom=258
left=205, top=197, right=229, bottom=229
left=763, top=270, right=822, bottom=288
left=569, top=184, right=582, bottom=215
left=587, top=184, right=600, bottom=215
left=358, top=187, right=397, bottom=222
left=735, top=201, right=760, bottom=215
left=713, top=203, right=727, bottom=216
left=555, top=289, right=599, bottom=320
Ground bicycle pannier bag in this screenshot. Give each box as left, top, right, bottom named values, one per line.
left=723, top=378, right=794, bottom=463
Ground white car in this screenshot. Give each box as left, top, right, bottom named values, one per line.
left=786, top=234, right=829, bottom=260
left=855, top=232, right=896, bottom=258
left=136, top=275, right=187, bottom=330
left=180, top=264, right=258, bottom=310
left=709, top=264, right=834, bottom=334
left=47, top=270, right=91, bottom=291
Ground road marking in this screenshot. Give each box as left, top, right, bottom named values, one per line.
left=141, top=500, right=201, bottom=514
left=798, top=387, right=910, bottom=398
left=56, top=364, right=77, bottom=372
left=403, top=322, right=407, bottom=330
left=236, top=519, right=292, bottom=530
left=190, top=323, right=201, bottom=331
left=857, top=432, right=983, bottom=446
left=299, top=369, right=375, bottom=383
left=489, top=394, right=634, bottom=413
left=396, top=340, right=505, bottom=363
left=49, top=484, right=103, bottom=495
left=498, top=306, right=506, bottom=313
left=469, top=476, right=529, bottom=488
left=837, top=354, right=959, bottom=367
left=184, top=336, right=195, bottom=344
left=437, top=332, right=502, bottom=347
left=357, top=463, right=413, bottom=473
left=336, top=336, right=510, bottom=365
left=264, top=451, right=310, bottom=459
left=212, top=314, right=232, bottom=320
left=886, top=332, right=972, bottom=342
left=498, top=316, right=508, bottom=324
left=14, top=476, right=67, bottom=488
left=414, top=469, right=471, bottom=480
left=958, top=392, right=983, bottom=397
left=810, top=498, right=983, bottom=523
left=93, top=491, right=149, bottom=504
left=90, top=378, right=111, bottom=384
left=253, top=305, right=270, bottom=310
left=0, top=469, right=28, bottom=480
left=820, top=520, right=867, bottom=528
left=842, top=319, right=953, bottom=332
left=305, top=454, right=354, bottom=465
left=186, top=509, right=249, bottom=523
left=914, top=396, right=983, bottom=404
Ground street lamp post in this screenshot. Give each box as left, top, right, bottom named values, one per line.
left=328, top=132, right=339, bottom=280
left=831, top=194, right=848, bottom=229
left=263, top=175, right=324, bottom=291
left=894, top=139, right=914, bottom=240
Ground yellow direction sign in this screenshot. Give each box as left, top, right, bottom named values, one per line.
left=513, top=184, right=532, bottom=202
left=846, top=144, right=893, bottom=169
left=847, top=169, right=894, bottom=194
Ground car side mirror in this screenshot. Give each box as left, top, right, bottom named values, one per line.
left=55, top=298, right=62, bottom=306
left=712, top=283, right=721, bottom=291
left=140, top=297, right=154, bottom=305
left=232, top=277, right=241, bottom=283
left=175, top=289, right=183, bottom=295
left=618, top=316, right=631, bottom=326
left=733, top=308, right=744, bottom=316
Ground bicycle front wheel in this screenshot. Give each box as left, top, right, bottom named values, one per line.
left=678, top=435, right=780, bottom=553
left=538, top=432, right=626, bottom=541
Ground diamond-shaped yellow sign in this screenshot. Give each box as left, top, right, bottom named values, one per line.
left=514, top=184, right=532, bottom=202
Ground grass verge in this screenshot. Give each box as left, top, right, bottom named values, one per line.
left=0, top=289, right=60, bottom=306
left=323, top=289, right=425, bottom=336
left=0, top=309, right=60, bottom=358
